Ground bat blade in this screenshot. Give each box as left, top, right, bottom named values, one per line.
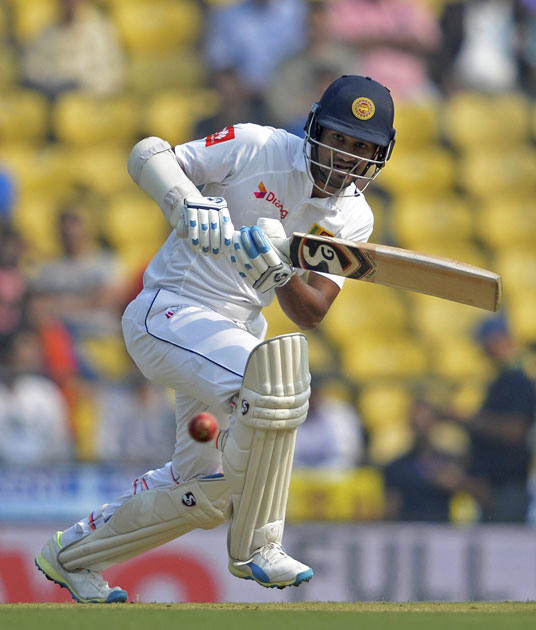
left=289, top=233, right=502, bottom=311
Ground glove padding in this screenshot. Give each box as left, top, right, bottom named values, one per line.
left=178, top=196, right=233, bottom=256
left=230, top=225, right=294, bottom=293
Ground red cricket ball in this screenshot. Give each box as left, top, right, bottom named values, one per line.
left=188, top=412, right=219, bottom=442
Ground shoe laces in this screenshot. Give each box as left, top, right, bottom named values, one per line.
left=84, top=570, right=108, bottom=589
left=259, top=542, right=287, bottom=564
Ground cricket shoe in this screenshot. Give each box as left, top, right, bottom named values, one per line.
left=228, top=542, right=313, bottom=589
left=35, top=531, right=128, bottom=604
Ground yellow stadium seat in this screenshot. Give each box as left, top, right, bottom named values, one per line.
left=409, top=292, right=491, bottom=342
left=262, top=300, right=300, bottom=337
left=0, top=89, right=50, bottom=143
left=393, top=98, right=442, bottom=149
left=7, top=0, right=59, bottom=44
left=458, top=144, right=536, bottom=200
left=103, top=190, right=170, bottom=273
left=322, top=282, right=410, bottom=351
left=443, top=90, right=531, bottom=151
left=494, top=248, right=536, bottom=294
left=264, top=302, right=339, bottom=373
left=379, top=145, right=457, bottom=197
left=63, top=143, right=132, bottom=196
left=365, top=189, right=390, bottom=242
left=450, top=380, right=487, bottom=417
left=358, top=383, right=413, bottom=432
left=367, top=421, right=414, bottom=465
left=429, top=336, right=494, bottom=382
left=288, top=468, right=385, bottom=522
left=141, top=88, right=221, bottom=145
left=111, top=0, right=202, bottom=53
left=80, top=336, right=133, bottom=382
left=0, top=144, right=72, bottom=198
left=305, top=331, right=341, bottom=375
left=391, top=193, right=475, bottom=250
left=475, top=194, right=536, bottom=250
left=0, top=45, right=19, bottom=90
left=341, top=332, right=429, bottom=383
left=127, top=49, right=206, bottom=94
left=12, top=192, right=63, bottom=259
left=508, top=292, right=536, bottom=345
left=52, top=92, right=141, bottom=146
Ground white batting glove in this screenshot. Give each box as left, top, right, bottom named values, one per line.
left=230, top=226, right=294, bottom=293
left=256, top=217, right=291, bottom=262
left=178, top=196, right=234, bottom=256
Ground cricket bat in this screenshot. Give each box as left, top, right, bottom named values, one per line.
left=288, top=233, right=502, bottom=312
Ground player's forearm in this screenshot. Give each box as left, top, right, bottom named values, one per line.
left=275, top=274, right=336, bottom=330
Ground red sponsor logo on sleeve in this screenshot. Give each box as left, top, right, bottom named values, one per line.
left=205, top=126, right=236, bottom=147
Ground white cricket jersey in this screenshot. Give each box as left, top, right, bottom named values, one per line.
left=142, top=123, right=374, bottom=323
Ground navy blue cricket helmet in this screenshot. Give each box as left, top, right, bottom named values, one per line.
left=304, top=75, right=396, bottom=195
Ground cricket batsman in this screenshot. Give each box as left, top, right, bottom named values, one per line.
left=35, top=75, right=396, bottom=602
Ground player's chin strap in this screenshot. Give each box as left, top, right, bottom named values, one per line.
left=223, top=333, right=310, bottom=562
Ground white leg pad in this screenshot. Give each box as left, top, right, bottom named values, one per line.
left=223, top=333, right=310, bottom=561
left=59, top=476, right=231, bottom=571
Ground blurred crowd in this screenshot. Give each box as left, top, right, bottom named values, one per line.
left=0, top=0, right=536, bottom=525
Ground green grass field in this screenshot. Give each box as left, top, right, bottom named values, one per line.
left=1, top=602, right=535, bottom=630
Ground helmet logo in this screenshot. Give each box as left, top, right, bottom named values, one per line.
left=352, top=97, right=375, bottom=120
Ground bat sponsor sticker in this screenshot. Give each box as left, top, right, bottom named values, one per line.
left=291, top=235, right=375, bottom=279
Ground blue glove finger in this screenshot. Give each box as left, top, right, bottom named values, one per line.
left=250, top=226, right=271, bottom=254
left=240, top=227, right=260, bottom=259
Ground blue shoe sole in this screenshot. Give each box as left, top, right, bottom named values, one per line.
left=229, top=564, right=314, bottom=589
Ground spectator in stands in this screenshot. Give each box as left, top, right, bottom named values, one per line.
left=203, top=0, right=309, bottom=122
left=437, top=0, right=520, bottom=94
left=460, top=315, right=536, bottom=522
left=194, top=68, right=265, bottom=138
left=324, top=0, right=442, bottom=103
left=20, top=0, right=125, bottom=100
left=427, top=1, right=466, bottom=96
left=0, top=327, right=74, bottom=465
left=383, top=397, right=490, bottom=522
left=293, top=374, right=364, bottom=470
left=0, top=167, right=17, bottom=222
left=266, top=0, right=363, bottom=136
left=514, top=0, right=536, bottom=95
left=0, top=225, right=29, bottom=353
left=31, top=197, right=128, bottom=380
left=95, top=367, right=176, bottom=467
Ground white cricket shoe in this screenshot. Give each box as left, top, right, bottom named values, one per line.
left=228, top=542, right=313, bottom=589
left=35, top=532, right=128, bottom=604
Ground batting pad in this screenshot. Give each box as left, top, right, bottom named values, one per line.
left=223, top=333, right=310, bottom=561
left=59, top=476, right=231, bottom=571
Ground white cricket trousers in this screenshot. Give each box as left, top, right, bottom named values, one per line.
left=122, top=288, right=266, bottom=481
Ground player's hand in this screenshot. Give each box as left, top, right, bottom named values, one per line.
left=177, top=196, right=234, bottom=256
left=230, top=226, right=294, bottom=293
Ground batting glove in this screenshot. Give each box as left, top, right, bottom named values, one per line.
left=230, top=225, right=295, bottom=293
left=179, top=196, right=234, bottom=256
